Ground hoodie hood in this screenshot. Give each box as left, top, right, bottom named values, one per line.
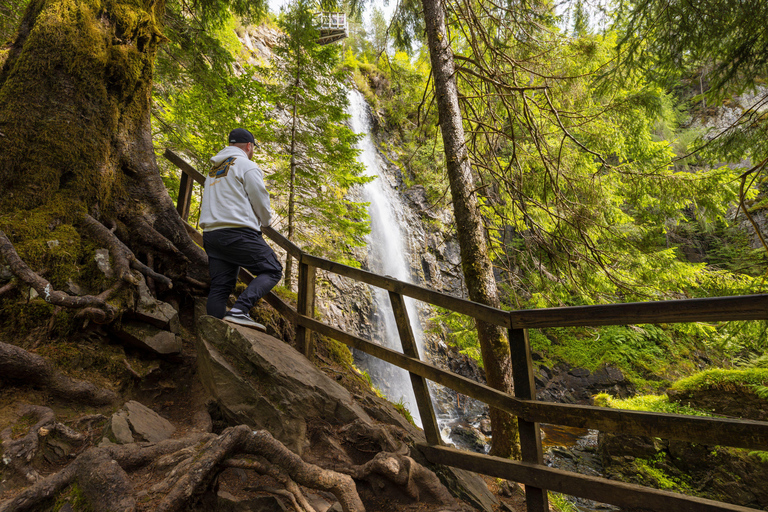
left=210, top=145, right=249, bottom=166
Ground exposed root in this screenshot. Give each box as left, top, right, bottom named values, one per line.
left=0, top=404, right=89, bottom=486
left=0, top=280, right=15, bottom=296
left=0, top=447, right=135, bottom=512
left=82, top=214, right=139, bottom=286
left=224, top=457, right=317, bottom=512
left=124, top=217, right=189, bottom=264
left=344, top=452, right=459, bottom=509
left=0, top=229, right=118, bottom=323
left=82, top=214, right=172, bottom=288
left=0, top=426, right=366, bottom=512
left=0, top=405, right=54, bottom=483
left=0, top=341, right=117, bottom=406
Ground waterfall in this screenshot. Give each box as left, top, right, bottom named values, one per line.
left=347, top=89, right=425, bottom=427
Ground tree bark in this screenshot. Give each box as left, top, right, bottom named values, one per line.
left=0, top=0, right=207, bottom=309
left=420, top=0, right=520, bottom=458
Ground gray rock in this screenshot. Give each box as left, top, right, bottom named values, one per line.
left=130, top=277, right=181, bottom=333
left=115, top=321, right=182, bottom=355
left=110, top=412, right=135, bottom=444
left=94, top=248, right=113, bottom=278
left=196, top=315, right=373, bottom=454
left=123, top=400, right=175, bottom=443
left=100, top=401, right=175, bottom=445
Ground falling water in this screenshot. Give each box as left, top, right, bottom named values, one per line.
left=347, top=89, right=425, bottom=427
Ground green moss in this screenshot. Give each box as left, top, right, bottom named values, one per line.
left=635, top=457, right=689, bottom=491
left=11, top=413, right=37, bottom=439
left=53, top=481, right=94, bottom=512
left=320, top=333, right=353, bottom=367
left=35, top=339, right=127, bottom=385
left=671, top=368, right=768, bottom=393
left=594, top=392, right=712, bottom=416
left=0, top=298, right=57, bottom=336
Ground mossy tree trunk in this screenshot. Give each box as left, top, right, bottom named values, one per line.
left=0, top=0, right=207, bottom=318
left=420, top=0, right=521, bottom=459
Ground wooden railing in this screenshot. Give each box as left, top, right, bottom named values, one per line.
left=165, top=149, right=768, bottom=512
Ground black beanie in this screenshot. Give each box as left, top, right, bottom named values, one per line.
left=228, top=128, right=255, bottom=144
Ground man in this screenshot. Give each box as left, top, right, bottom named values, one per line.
left=200, top=128, right=283, bottom=331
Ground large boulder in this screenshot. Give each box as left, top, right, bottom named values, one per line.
left=196, top=315, right=373, bottom=455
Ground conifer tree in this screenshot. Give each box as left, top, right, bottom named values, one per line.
left=271, top=0, right=372, bottom=288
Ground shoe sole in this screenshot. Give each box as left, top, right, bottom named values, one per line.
left=223, top=316, right=267, bottom=332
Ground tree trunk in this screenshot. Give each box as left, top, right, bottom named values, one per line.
left=0, top=0, right=207, bottom=311
left=285, top=69, right=301, bottom=289
left=420, top=0, right=520, bottom=459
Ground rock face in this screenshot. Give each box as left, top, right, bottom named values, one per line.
left=535, top=363, right=635, bottom=404
left=598, top=384, right=768, bottom=510
left=598, top=432, right=768, bottom=510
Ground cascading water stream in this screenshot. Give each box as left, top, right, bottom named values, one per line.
left=347, top=89, right=426, bottom=428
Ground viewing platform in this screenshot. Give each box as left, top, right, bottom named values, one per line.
left=316, top=12, right=347, bottom=45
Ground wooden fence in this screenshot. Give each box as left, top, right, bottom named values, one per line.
left=165, top=149, right=768, bottom=512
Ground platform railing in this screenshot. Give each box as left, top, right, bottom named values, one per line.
left=165, top=148, right=768, bottom=512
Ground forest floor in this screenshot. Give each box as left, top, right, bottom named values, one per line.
left=0, top=302, right=533, bottom=511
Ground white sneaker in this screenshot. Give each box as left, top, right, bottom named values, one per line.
left=223, top=311, right=266, bottom=332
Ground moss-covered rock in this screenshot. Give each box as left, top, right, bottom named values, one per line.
left=668, top=368, right=768, bottom=420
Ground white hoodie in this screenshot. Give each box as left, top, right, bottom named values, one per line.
left=199, top=146, right=273, bottom=232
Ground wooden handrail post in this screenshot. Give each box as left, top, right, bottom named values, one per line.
left=509, top=327, right=548, bottom=512
left=388, top=291, right=442, bottom=446
left=297, top=259, right=316, bottom=358
left=176, top=170, right=194, bottom=221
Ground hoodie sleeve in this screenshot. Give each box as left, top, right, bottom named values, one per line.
left=242, top=165, right=273, bottom=228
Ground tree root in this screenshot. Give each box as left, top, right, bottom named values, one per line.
left=345, top=451, right=459, bottom=508
left=0, top=426, right=368, bottom=512
left=156, top=426, right=365, bottom=512
left=82, top=214, right=173, bottom=288
left=0, top=229, right=118, bottom=323
left=0, top=342, right=117, bottom=406
left=0, top=405, right=89, bottom=486
left=124, top=216, right=189, bottom=265
left=225, top=457, right=317, bottom=512
left=0, top=280, right=15, bottom=296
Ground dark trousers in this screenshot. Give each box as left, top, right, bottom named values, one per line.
left=203, top=227, right=283, bottom=319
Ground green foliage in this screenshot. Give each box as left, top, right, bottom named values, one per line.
left=429, top=308, right=482, bottom=368
left=548, top=492, right=578, bottom=512
left=0, top=0, right=29, bottom=45
left=268, top=0, right=372, bottom=270
left=594, top=392, right=712, bottom=416
left=671, top=368, right=768, bottom=393
left=393, top=397, right=416, bottom=426
left=635, top=455, right=690, bottom=491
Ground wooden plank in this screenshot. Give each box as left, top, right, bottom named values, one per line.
left=388, top=291, right=442, bottom=446
left=176, top=170, right=194, bottom=220
left=296, top=315, right=768, bottom=450
left=418, top=444, right=760, bottom=512
left=509, top=328, right=547, bottom=512
left=262, top=226, right=302, bottom=259
left=296, top=262, right=317, bottom=358
left=509, top=294, right=768, bottom=328
left=302, top=254, right=510, bottom=328
left=163, top=148, right=206, bottom=185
